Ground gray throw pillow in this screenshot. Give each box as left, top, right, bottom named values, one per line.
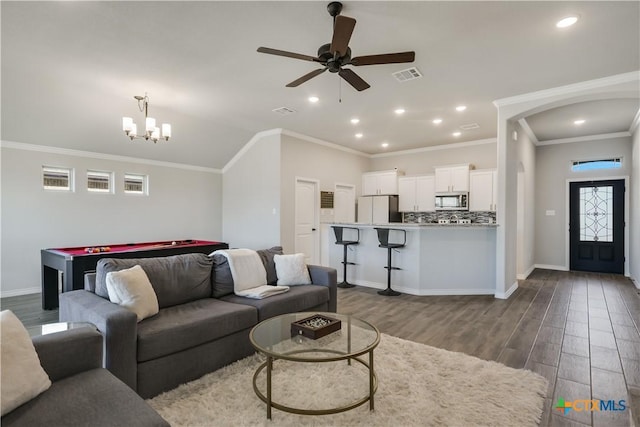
left=256, top=246, right=283, bottom=285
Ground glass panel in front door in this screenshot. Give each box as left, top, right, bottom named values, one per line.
left=579, top=186, right=613, bottom=242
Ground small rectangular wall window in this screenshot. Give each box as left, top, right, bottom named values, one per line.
left=571, top=158, right=622, bottom=172
left=124, top=173, right=148, bottom=195
left=43, top=166, right=73, bottom=191
left=87, top=170, right=113, bottom=193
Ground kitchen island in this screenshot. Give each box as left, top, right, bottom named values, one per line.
left=323, top=223, right=498, bottom=296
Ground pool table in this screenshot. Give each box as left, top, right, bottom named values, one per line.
left=41, top=239, right=228, bottom=309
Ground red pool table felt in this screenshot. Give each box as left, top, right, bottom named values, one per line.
left=50, top=240, right=222, bottom=256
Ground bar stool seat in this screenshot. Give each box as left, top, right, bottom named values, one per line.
left=374, top=228, right=406, bottom=296
left=332, top=226, right=360, bottom=288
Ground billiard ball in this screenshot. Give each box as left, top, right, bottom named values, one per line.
left=171, top=241, right=177, bottom=245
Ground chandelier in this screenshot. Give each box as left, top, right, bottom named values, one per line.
left=122, top=93, right=171, bottom=143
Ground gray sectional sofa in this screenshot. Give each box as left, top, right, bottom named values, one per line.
left=1, top=326, right=168, bottom=427
left=59, top=250, right=337, bottom=398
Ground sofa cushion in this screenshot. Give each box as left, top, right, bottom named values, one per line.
left=220, top=285, right=329, bottom=321
left=212, top=246, right=283, bottom=297
left=0, top=368, right=169, bottom=427
left=0, top=310, right=52, bottom=417
left=95, top=254, right=213, bottom=309
left=106, top=265, right=159, bottom=322
left=136, top=299, right=257, bottom=362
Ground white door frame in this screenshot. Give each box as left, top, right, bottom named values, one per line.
left=294, top=177, right=320, bottom=264
left=565, top=175, right=630, bottom=276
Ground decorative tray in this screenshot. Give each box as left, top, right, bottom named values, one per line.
left=291, top=314, right=341, bottom=340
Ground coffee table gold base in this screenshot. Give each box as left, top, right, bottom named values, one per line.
left=252, top=348, right=377, bottom=419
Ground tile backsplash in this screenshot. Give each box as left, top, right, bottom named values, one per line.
left=403, top=211, right=496, bottom=224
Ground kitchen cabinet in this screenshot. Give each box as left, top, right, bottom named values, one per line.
left=469, top=169, right=497, bottom=212
left=398, top=175, right=435, bottom=212
left=362, top=170, right=399, bottom=195
left=435, top=165, right=471, bottom=193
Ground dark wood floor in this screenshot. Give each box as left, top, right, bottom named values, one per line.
left=2, top=269, right=639, bottom=426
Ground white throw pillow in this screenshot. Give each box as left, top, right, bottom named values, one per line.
left=274, top=253, right=312, bottom=286
left=106, top=265, right=159, bottom=322
left=0, top=310, right=52, bottom=416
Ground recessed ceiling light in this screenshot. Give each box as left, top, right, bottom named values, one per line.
left=452, top=131, right=462, bottom=137
left=394, top=108, right=405, bottom=115
left=308, top=96, right=319, bottom=103
left=381, top=143, right=389, bottom=148
left=455, top=105, right=466, bottom=112
left=574, top=119, right=585, bottom=125
left=350, top=118, right=360, bottom=124
left=355, top=133, right=363, bottom=138
left=432, top=118, right=443, bottom=125
left=556, top=16, right=578, bottom=28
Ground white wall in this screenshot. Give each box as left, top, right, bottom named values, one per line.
left=370, top=140, right=497, bottom=175
left=515, top=123, right=536, bottom=278
left=1, top=144, right=223, bottom=297
left=279, top=132, right=370, bottom=253
left=222, top=132, right=281, bottom=249
left=535, top=137, right=633, bottom=269
left=631, top=127, right=640, bottom=287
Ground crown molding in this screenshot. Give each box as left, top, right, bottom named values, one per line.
left=0, top=140, right=221, bottom=173
left=516, top=119, right=539, bottom=145
left=493, top=71, right=640, bottom=108
left=536, top=131, right=631, bottom=147
left=371, top=138, right=497, bottom=158
left=280, top=129, right=370, bottom=157
left=630, top=108, right=640, bottom=133
left=221, top=128, right=282, bottom=174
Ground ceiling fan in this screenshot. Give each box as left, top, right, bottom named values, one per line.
left=257, top=1, right=415, bottom=92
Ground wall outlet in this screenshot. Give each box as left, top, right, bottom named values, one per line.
left=545, top=210, right=556, bottom=216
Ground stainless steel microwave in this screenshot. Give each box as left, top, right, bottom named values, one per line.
left=435, top=192, right=469, bottom=211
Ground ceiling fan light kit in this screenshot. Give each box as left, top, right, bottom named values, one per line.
left=122, top=93, right=171, bottom=143
left=257, top=1, right=415, bottom=92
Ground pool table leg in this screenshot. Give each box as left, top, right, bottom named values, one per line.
left=41, top=265, right=59, bottom=310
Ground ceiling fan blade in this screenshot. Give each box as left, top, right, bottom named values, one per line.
left=351, top=51, right=415, bottom=66
left=330, top=15, right=356, bottom=57
left=286, top=68, right=327, bottom=87
left=338, top=68, right=370, bottom=91
left=257, top=47, right=320, bottom=62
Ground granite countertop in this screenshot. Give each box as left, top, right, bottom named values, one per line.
left=325, top=222, right=498, bottom=228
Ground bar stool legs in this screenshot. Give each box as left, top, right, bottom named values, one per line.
left=338, top=244, right=356, bottom=288
left=378, top=247, right=401, bottom=296
left=374, top=228, right=406, bottom=297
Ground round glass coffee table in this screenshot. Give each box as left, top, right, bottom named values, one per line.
left=249, top=312, right=380, bottom=420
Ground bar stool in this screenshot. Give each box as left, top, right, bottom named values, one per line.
left=331, top=226, right=360, bottom=289
left=374, top=228, right=406, bottom=296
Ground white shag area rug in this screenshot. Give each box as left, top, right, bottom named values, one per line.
left=149, top=334, right=548, bottom=427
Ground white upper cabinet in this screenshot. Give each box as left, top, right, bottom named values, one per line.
left=469, top=169, right=497, bottom=212
left=362, top=170, right=400, bottom=196
left=435, top=164, right=471, bottom=193
left=398, top=175, right=435, bottom=212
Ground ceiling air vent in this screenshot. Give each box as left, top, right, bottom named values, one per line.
left=272, top=107, right=296, bottom=115
left=459, top=123, right=480, bottom=130
left=392, top=67, right=422, bottom=82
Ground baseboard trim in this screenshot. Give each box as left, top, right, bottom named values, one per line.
left=534, top=264, right=569, bottom=272
left=631, top=276, right=640, bottom=290
left=0, top=287, right=41, bottom=298
left=346, top=280, right=495, bottom=296
left=517, top=264, right=536, bottom=280
left=495, top=281, right=518, bottom=300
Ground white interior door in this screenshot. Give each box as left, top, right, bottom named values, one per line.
left=295, top=178, right=319, bottom=264
left=334, top=183, right=356, bottom=222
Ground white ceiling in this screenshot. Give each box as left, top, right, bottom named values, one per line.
left=2, top=1, right=639, bottom=169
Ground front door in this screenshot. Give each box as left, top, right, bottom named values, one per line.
left=569, top=179, right=625, bottom=273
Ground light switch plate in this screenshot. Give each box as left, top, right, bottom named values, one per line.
left=546, top=210, right=555, bottom=216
